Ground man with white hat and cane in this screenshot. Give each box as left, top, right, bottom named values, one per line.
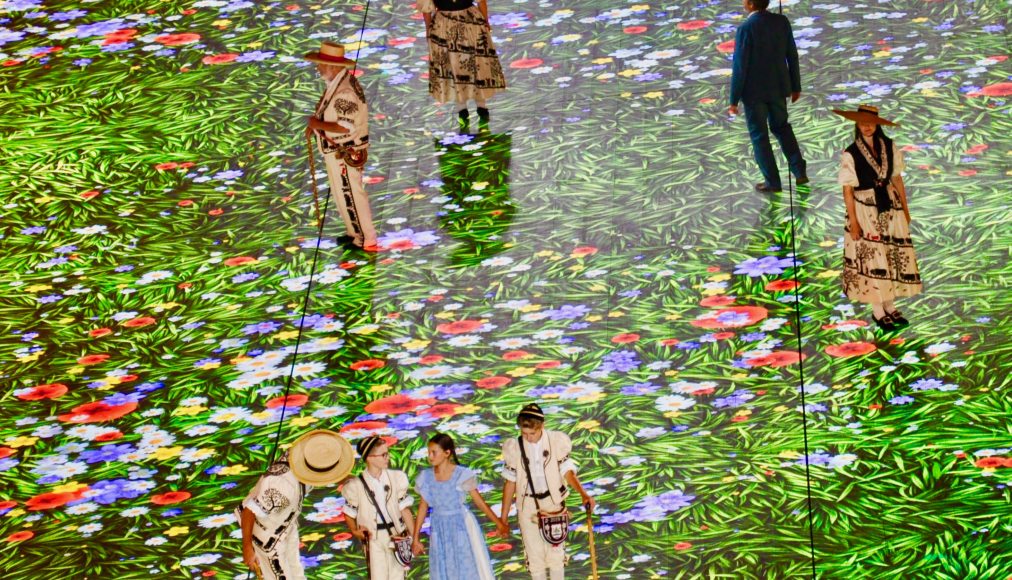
left=239, top=430, right=356, bottom=580
left=304, top=41, right=379, bottom=251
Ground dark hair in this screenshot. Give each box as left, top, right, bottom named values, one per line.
left=428, top=433, right=460, bottom=464
left=854, top=124, right=887, bottom=143
left=518, top=416, right=544, bottom=429
left=748, top=0, right=771, bottom=11
left=854, top=124, right=889, bottom=159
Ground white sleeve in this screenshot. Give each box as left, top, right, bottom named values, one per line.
left=838, top=151, right=859, bottom=187
left=892, top=143, right=905, bottom=175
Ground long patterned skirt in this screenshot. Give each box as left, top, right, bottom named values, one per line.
left=426, top=6, right=507, bottom=103
left=842, top=185, right=923, bottom=303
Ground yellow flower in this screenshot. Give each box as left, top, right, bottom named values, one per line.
left=774, top=405, right=789, bottom=413
left=274, top=330, right=301, bottom=341
left=664, top=313, right=682, bottom=321
left=24, top=284, right=52, bottom=293
left=344, top=41, right=367, bottom=51
left=4, top=436, right=38, bottom=448
left=607, top=311, right=625, bottom=318
left=370, top=384, right=393, bottom=393
left=586, top=315, right=603, bottom=322
left=165, top=526, right=189, bottom=537
left=471, top=181, right=488, bottom=190
left=535, top=250, right=555, bottom=258
left=153, top=302, right=181, bottom=311
left=818, top=240, right=836, bottom=247
left=53, top=481, right=88, bottom=494
left=722, top=476, right=736, bottom=483
left=506, top=367, right=536, bottom=377
left=285, top=246, right=300, bottom=253
left=456, top=404, right=479, bottom=414
left=577, top=392, right=606, bottom=403
left=212, top=19, right=231, bottom=27
left=873, top=50, right=890, bottom=58
left=817, top=269, right=841, bottom=278
left=557, top=34, right=581, bottom=42
left=630, top=4, right=650, bottom=10
left=531, top=41, right=546, bottom=48
left=403, top=339, right=430, bottom=350
left=708, top=273, right=731, bottom=282
left=519, top=304, right=541, bottom=313
left=588, top=284, right=607, bottom=292
left=301, top=532, right=325, bottom=542
left=196, top=361, right=221, bottom=370
left=219, top=464, right=249, bottom=476
left=591, top=57, right=612, bottom=64
left=503, top=563, right=524, bottom=572
left=569, top=264, right=585, bottom=272
left=778, top=451, right=801, bottom=459
left=289, top=416, right=318, bottom=427
left=4, top=508, right=25, bottom=518
left=619, top=68, right=643, bottom=77
left=576, top=420, right=600, bottom=431
left=173, top=406, right=207, bottom=416
left=17, top=352, right=42, bottom=363
left=148, top=446, right=183, bottom=461
left=642, top=91, right=664, bottom=99
left=434, top=311, right=457, bottom=320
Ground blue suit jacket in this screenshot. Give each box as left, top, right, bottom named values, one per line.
left=729, top=11, right=801, bottom=106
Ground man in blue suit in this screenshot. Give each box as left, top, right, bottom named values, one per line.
left=729, top=0, right=809, bottom=193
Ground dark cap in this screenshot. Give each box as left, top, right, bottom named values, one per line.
left=517, top=402, right=545, bottom=423
left=356, top=436, right=384, bottom=458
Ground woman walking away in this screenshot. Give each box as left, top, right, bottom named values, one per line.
left=834, top=104, right=922, bottom=331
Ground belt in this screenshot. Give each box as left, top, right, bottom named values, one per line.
left=525, top=485, right=566, bottom=500
left=376, top=522, right=395, bottom=531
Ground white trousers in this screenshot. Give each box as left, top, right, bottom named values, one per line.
left=519, top=497, right=567, bottom=580
left=367, top=529, right=405, bottom=580
left=323, top=151, right=376, bottom=246
left=253, top=529, right=305, bottom=580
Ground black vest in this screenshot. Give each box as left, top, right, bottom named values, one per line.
left=845, top=136, right=895, bottom=212
left=434, top=0, right=473, bottom=10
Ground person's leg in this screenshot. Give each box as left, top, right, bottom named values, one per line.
left=871, top=301, right=887, bottom=319
left=520, top=502, right=548, bottom=580
left=743, top=100, right=781, bottom=189
left=457, top=95, right=469, bottom=129
left=323, top=153, right=356, bottom=239
left=343, top=162, right=378, bottom=248
left=767, top=98, right=807, bottom=179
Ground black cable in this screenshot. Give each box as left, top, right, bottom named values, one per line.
left=778, top=0, right=818, bottom=577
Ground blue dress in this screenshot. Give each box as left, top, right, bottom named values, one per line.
left=415, top=466, right=496, bottom=580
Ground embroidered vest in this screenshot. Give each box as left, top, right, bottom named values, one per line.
left=846, top=136, right=894, bottom=212
left=434, top=0, right=473, bottom=10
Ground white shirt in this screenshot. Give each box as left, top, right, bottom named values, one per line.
left=523, top=436, right=550, bottom=495
left=362, top=470, right=394, bottom=524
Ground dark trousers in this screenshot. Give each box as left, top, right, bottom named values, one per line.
left=744, top=98, right=806, bottom=189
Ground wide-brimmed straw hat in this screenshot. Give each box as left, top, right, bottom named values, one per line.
left=288, top=430, right=355, bottom=485
left=831, top=104, right=898, bottom=126
left=303, top=41, right=356, bottom=67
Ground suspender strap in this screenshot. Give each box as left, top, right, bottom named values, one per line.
left=360, top=474, right=402, bottom=535
left=518, top=436, right=543, bottom=512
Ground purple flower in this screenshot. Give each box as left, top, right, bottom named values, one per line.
left=104, top=392, right=143, bottom=406
left=49, top=9, right=88, bottom=21
left=0, top=458, right=18, bottom=472
left=740, top=332, right=766, bottom=341
left=376, top=229, right=439, bottom=249
left=620, top=382, right=659, bottom=395
left=213, top=169, right=244, bottom=181
left=716, top=311, right=751, bottom=325
left=425, top=383, right=473, bottom=399
left=88, top=479, right=146, bottom=504
left=387, top=414, right=439, bottom=430
left=543, top=304, right=590, bottom=320
left=79, top=444, right=136, bottom=464
left=302, top=378, right=331, bottom=389
left=889, top=395, right=914, bottom=405
left=440, top=133, right=474, bottom=146
left=242, top=321, right=281, bottom=335
left=634, top=72, right=663, bottom=81
left=21, top=226, right=46, bottom=235
left=600, top=350, right=640, bottom=373
left=0, top=29, right=27, bottom=45
left=675, top=341, right=700, bottom=350
left=236, top=50, right=276, bottom=63
left=526, top=385, right=567, bottom=397
left=231, top=272, right=260, bottom=283
left=713, top=390, right=755, bottom=408
left=38, top=294, right=63, bottom=304
left=733, top=255, right=798, bottom=277
left=73, top=19, right=126, bottom=38
left=54, top=245, right=77, bottom=253
left=0, top=0, right=43, bottom=11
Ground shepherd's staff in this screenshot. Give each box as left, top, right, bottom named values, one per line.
left=585, top=502, right=599, bottom=580
left=305, top=130, right=323, bottom=230
left=362, top=530, right=372, bottom=579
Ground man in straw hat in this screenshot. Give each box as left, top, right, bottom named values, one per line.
left=239, top=430, right=355, bottom=580
left=500, top=403, right=595, bottom=580
left=341, top=436, right=416, bottom=579
left=304, top=41, right=379, bottom=251
left=728, top=0, right=809, bottom=193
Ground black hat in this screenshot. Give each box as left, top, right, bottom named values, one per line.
left=517, top=403, right=545, bottom=423
left=356, top=436, right=385, bottom=459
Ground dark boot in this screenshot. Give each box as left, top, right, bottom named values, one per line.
left=458, top=108, right=469, bottom=132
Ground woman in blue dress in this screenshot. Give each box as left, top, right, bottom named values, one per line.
left=412, top=433, right=507, bottom=579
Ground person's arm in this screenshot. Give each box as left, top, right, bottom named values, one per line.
left=468, top=487, right=510, bottom=536
left=307, top=116, right=350, bottom=134
left=729, top=24, right=749, bottom=114
left=400, top=507, right=416, bottom=540
left=411, top=498, right=429, bottom=555
left=240, top=508, right=263, bottom=578
left=843, top=185, right=862, bottom=240
left=785, top=18, right=801, bottom=102
left=499, top=479, right=516, bottom=526
left=564, top=471, right=595, bottom=511
left=344, top=514, right=370, bottom=543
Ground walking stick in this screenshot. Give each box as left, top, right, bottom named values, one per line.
left=305, top=131, right=323, bottom=231
left=585, top=502, right=599, bottom=580
left=362, top=531, right=372, bottom=580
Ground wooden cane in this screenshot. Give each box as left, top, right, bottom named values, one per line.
left=585, top=502, right=599, bottom=580
left=305, top=131, right=323, bottom=230
left=362, top=531, right=372, bottom=580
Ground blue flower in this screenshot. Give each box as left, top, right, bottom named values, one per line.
left=734, top=255, right=797, bottom=277
left=242, top=321, right=281, bottom=335
left=543, top=304, right=590, bottom=320
left=600, top=350, right=640, bottom=372
left=80, top=444, right=136, bottom=464
left=889, top=395, right=914, bottom=405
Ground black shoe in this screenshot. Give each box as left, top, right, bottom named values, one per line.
left=795, top=175, right=810, bottom=186
left=755, top=183, right=782, bottom=193
left=476, top=107, right=489, bottom=121
left=886, top=311, right=910, bottom=327
left=872, top=314, right=898, bottom=332
left=336, top=235, right=355, bottom=246
left=457, top=108, right=469, bottom=130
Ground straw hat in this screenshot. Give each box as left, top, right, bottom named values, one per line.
left=288, top=430, right=355, bottom=485
left=831, top=104, right=898, bottom=126
left=303, top=41, right=356, bottom=67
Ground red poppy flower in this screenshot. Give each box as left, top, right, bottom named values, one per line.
left=349, top=359, right=385, bottom=371
left=363, top=176, right=385, bottom=185
left=58, top=400, right=138, bottom=423
left=712, top=332, right=735, bottom=341
left=0, top=501, right=17, bottom=511
left=821, top=320, right=868, bottom=330
left=155, top=162, right=179, bottom=171
left=340, top=421, right=387, bottom=434
left=764, top=279, right=799, bottom=292
left=2, top=60, right=23, bottom=67
left=973, top=456, right=1005, bottom=469
left=80, top=190, right=100, bottom=200
left=151, top=491, right=191, bottom=505
left=489, top=543, right=513, bottom=552
left=699, top=295, right=735, bottom=308
left=122, top=316, right=156, bottom=328
left=611, top=333, right=640, bottom=344
left=692, top=386, right=716, bottom=396
left=677, top=20, right=710, bottom=30
left=868, top=403, right=882, bottom=410
left=745, top=350, right=806, bottom=368
left=502, top=350, right=531, bottom=361
left=4, top=531, right=34, bottom=543
left=89, top=328, right=112, bottom=338
left=476, top=376, right=511, bottom=389
left=266, top=394, right=309, bottom=409
left=94, top=430, right=124, bottom=442
left=965, top=144, right=988, bottom=155
left=825, top=342, right=876, bottom=358
left=659, top=338, right=680, bottom=347
left=103, top=29, right=137, bottom=45
left=26, top=488, right=88, bottom=511
left=339, top=261, right=357, bottom=270
left=731, top=415, right=748, bottom=423
left=509, top=58, right=544, bottom=69
left=224, top=256, right=257, bottom=266
left=16, top=383, right=68, bottom=401
left=419, top=355, right=444, bottom=365
left=0, top=448, right=14, bottom=459
left=208, top=208, right=224, bottom=216
left=388, top=37, right=417, bottom=47
left=386, top=239, right=417, bottom=251
left=332, top=532, right=353, bottom=541
left=202, top=53, right=238, bottom=65
left=364, top=394, right=436, bottom=415
left=154, top=33, right=201, bottom=46
left=535, top=360, right=561, bottom=369
left=716, top=39, right=736, bottom=53
left=419, top=403, right=460, bottom=418
left=77, top=354, right=110, bottom=365
left=436, top=320, right=484, bottom=334
left=674, top=541, right=693, bottom=550
left=970, top=82, right=1012, bottom=97
left=571, top=246, right=598, bottom=257
left=690, top=306, right=768, bottom=329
